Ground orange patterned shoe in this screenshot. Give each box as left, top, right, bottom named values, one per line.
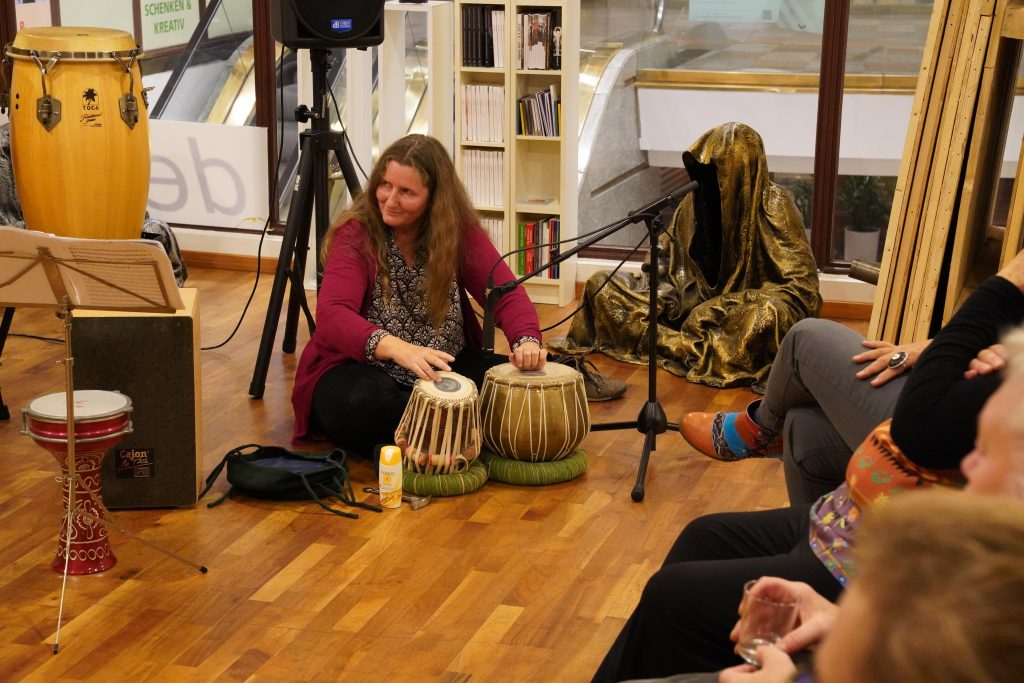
left=680, top=401, right=783, bottom=462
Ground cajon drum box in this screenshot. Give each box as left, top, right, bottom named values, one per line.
left=72, top=288, right=203, bottom=508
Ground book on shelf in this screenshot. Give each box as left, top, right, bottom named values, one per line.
left=462, top=5, right=504, bottom=68
left=516, top=86, right=559, bottom=136
left=515, top=9, right=561, bottom=70
left=528, top=220, right=536, bottom=274
left=462, top=84, right=505, bottom=142
left=516, top=222, right=526, bottom=275
left=548, top=218, right=560, bottom=278
left=550, top=8, right=562, bottom=70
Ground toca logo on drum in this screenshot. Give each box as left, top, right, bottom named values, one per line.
left=81, top=87, right=103, bottom=127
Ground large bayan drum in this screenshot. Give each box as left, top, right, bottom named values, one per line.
left=480, top=362, right=590, bottom=462
left=21, top=390, right=133, bottom=574
left=395, top=371, right=482, bottom=475
left=6, top=27, right=149, bottom=239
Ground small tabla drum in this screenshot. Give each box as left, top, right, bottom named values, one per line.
left=6, top=26, right=150, bottom=239
left=480, top=362, right=590, bottom=462
left=395, top=371, right=482, bottom=475
left=21, top=389, right=133, bottom=575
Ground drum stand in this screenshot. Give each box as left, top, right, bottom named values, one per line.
left=483, top=182, right=698, bottom=502
left=0, top=230, right=207, bottom=654
left=249, top=48, right=362, bottom=399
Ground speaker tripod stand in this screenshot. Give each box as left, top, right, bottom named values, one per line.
left=249, top=48, right=362, bottom=399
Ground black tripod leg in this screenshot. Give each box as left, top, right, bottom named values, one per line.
left=249, top=140, right=317, bottom=399
left=0, top=307, right=13, bottom=420
left=332, top=134, right=362, bottom=198
left=631, top=220, right=673, bottom=501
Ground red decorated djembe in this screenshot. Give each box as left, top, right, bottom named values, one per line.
left=21, top=390, right=133, bottom=574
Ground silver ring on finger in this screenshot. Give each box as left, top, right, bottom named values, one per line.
left=887, top=351, right=909, bottom=370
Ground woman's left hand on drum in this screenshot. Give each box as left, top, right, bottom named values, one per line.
left=511, top=340, right=547, bottom=371
left=375, top=336, right=454, bottom=382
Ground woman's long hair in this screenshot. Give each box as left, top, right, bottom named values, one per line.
left=321, top=134, right=477, bottom=326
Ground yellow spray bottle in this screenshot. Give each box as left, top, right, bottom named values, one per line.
left=378, top=445, right=403, bottom=509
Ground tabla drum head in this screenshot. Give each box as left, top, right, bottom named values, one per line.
left=416, top=371, right=476, bottom=401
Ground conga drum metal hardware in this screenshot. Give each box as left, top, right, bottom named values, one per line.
left=5, top=27, right=150, bottom=239
left=395, top=371, right=482, bottom=475
left=480, top=362, right=591, bottom=462
left=21, top=389, right=133, bottom=575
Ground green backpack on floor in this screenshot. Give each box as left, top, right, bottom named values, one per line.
left=199, top=444, right=381, bottom=519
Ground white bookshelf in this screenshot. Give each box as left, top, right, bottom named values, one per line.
left=455, top=0, right=578, bottom=306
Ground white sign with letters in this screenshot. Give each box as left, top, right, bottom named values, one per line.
left=148, top=119, right=269, bottom=230
left=141, top=0, right=201, bottom=50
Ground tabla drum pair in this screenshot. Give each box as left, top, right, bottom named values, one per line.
left=5, top=26, right=150, bottom=239
left=21, top=389, right=133, bottom=574
left=394, top=363, right=591, bottom=492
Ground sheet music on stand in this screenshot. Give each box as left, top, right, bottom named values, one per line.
left=0, top=225, right=183, bottom=312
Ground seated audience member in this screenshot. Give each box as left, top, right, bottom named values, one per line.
left=591, top=250, right=1024, bottom=682
left=681, top=317, right=928, bottom=504
left=553, top=122, right=821, bottom=392
left=720, top=492, right=1024, bottom=683
left=291, top=134, right=545, bottom=456
left=625, top=325, right=1024, bottom=683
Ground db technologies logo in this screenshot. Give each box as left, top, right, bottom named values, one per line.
left=330, top=18, right=353, bottom=32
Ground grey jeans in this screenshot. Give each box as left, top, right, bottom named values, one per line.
left=755, top=318, right=907, bottom=505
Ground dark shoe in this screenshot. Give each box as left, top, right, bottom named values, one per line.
left=680, top=400, right=782, bottom=461
left=551, top=353, right=627, bottom=402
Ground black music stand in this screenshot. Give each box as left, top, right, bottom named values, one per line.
left=249, top=48, right=362, bottom=399
left=483, top=182, right=698, bottom=502
left=0, top=305, right=12, bottom=420
left=0, top=226, right=208, bottom=653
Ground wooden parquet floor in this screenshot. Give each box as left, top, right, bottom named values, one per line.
left=0, top=266, right=800, bottom=682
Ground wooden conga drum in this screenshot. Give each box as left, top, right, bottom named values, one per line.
left=21, top=390, right=133, bottom=574
left=395, top=371, right=482, bottom=475
left=6, top=27, right=150, bottom=239
left=480, top=362, right=590, bottom=462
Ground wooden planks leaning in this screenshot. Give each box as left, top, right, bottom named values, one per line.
left=870, top=0, right=1024, bottom=341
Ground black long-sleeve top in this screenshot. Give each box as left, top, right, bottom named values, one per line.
left=891, top=275, right=1024, bottom=469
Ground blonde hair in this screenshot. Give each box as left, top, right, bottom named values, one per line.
left=854, top=490, right=1024, bottom=683
left=321, top=134, right=477, bottom=326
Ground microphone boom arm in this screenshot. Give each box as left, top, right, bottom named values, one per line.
left=482, top=180, right=698, bottom=353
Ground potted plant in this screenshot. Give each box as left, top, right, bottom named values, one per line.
left=837, top=175, right=893, bottom=262
left=783, top=176, right=814, bottom=244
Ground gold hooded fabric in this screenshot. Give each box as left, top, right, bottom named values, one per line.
left=554, top=122, right=821, bottom=390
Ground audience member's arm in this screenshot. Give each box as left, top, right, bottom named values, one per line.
left=891, top=252, right=1024, bottom=468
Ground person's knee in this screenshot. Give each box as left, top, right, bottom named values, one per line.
left=786, top=318, right=850, bottom=352
left=666, top=513, right=737, bottom=562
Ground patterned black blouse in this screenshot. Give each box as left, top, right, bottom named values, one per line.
left=364, top=230, right=464, bottom=385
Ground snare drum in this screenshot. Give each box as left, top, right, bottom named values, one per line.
left=480, top=363, right=590, bottom=462
left=6, top=27, right=150, bottom=239
left=22, top=389, right=133, bottom=575
left=394, top=371, right=482, bottom=475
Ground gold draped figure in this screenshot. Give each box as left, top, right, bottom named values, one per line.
left=553, top=122, right=821, bottom=390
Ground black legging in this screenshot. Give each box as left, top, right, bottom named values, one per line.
left=311, top=347, right=505, bottom=458
left=592, top=506, right=843, bottom=681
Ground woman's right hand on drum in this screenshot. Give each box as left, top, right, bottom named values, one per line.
left=511, top=340, right=547, bottom=371
left=375, top=335, right=454, bottom=382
